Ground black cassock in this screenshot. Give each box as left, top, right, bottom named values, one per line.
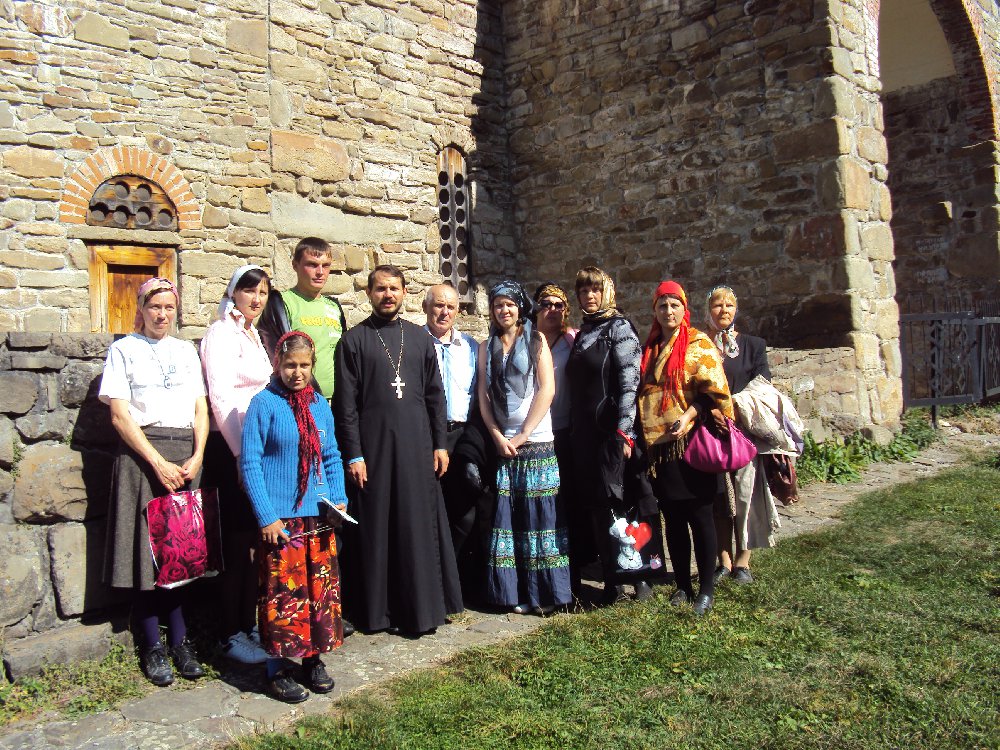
left=334, top=315, right=463, bottom=633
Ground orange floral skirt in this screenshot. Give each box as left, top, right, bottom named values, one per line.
left=257, top=517, right=343, bottom=658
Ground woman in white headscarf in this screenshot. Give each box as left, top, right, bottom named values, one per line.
left=200, top=265, right=274, bottom=664
left=704, top=285, right=775, bottom=586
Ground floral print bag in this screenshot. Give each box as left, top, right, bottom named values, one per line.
left=146, top=488, right=224, bottom=589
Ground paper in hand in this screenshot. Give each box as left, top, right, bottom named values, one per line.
left=321, top=497, right=358, bottom=524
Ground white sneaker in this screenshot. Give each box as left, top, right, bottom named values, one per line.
left=222, top=632, right=269, bottom=664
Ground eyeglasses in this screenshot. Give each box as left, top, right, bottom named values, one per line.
left=539, top=301, right=566, bottom=311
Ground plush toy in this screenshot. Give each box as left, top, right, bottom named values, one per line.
left=609, top=516, right=653, bottom=571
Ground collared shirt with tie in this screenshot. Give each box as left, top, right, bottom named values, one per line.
left=425, top=325, right=477, bottom=424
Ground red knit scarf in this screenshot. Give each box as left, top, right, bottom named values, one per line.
left=640, top=280, right=691, bottom=414
left=273, top=332, right=323, bottom=508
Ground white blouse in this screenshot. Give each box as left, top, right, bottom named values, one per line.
left=99, top=334, right=205, bottom=429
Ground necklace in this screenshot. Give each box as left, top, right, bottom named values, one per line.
left=144, top=335, right=177, bottom=389
left=373, top=319, right=405, bottom=399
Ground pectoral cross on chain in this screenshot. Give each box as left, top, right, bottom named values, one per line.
left=391, top=374, right=405, bottom=399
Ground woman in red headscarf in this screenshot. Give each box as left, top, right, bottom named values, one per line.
left=637, top=281, right=733, bottom=615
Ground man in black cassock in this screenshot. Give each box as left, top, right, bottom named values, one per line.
left=334, top=265, right=463, bottom=635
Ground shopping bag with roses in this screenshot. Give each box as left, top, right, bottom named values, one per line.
left=146, top=488, right=224, bottom=589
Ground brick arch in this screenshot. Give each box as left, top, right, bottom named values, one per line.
left=59, top=146, right=202, bottom=230
left=925, top=0, right=999, bottom=141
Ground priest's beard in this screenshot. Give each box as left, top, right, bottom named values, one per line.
left=372, top=300, right=403, bottom=320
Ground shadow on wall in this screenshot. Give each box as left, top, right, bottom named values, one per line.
left=64, top=376, right=129, bottom=624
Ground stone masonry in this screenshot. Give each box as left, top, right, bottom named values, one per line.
left=1, top=0, right=1000, bottom=674
left=0, top=0, right=515, bottom=336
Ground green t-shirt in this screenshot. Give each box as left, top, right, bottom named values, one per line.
left=282, top=289, right=344, bottom=398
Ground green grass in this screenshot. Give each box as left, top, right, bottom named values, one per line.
left=0, top=643, right=147, bottom=725
left=232, top=465, right=1000, bottom=750
left=797, top=409, right=938, bottom=486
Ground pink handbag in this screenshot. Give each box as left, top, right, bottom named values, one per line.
left=146, top=488, right=223, bottom=589
left=683, top=418, right=757, bottom=473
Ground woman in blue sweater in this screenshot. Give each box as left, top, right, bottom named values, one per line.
left=241, top=331, right=348, bottom=703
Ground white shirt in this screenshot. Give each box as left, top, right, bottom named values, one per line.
left=425, top=325, right=477, bottom=423
left=99, top=334, right=206, bottom=429
left=496, top=359, right=554, bottom=443
left=201, top=311, right=273, bottom=456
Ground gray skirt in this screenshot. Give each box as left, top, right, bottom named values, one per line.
left=104, top=427, right=201, bottom=591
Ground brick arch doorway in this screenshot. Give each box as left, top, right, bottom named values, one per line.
left=879, top=0, right=1000, bottom=314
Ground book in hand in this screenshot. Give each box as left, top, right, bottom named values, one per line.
left=320, top=497, right=358, bottom=524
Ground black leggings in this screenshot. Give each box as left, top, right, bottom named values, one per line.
left=653, top=465, right=718, bottom=598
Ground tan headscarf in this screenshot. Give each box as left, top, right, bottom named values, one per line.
left=578, top=266, right=620, bottom=323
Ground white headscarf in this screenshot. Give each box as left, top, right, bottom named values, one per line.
left=217, top=264, right=266, bottom=321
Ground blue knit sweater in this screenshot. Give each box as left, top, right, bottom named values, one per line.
left=240, top=381, right=348, bottom=528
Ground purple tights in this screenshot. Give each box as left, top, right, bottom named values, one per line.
left=133, top=588, right=187, bottom=650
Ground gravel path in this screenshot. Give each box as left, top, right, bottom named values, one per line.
left=3, top=429, right=997, bottom=750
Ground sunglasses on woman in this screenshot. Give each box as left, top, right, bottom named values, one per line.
left=538, top=301, right=566, bottom=311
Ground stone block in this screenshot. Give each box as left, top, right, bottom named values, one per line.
left=773, top=118, right=848, bottom=164
left=819, top=156, right=871, bottom=211
left=181, top=252, right=247, bottom=279
left=0, top=416, right=13, bottom=469
left=10, top=352, right=68, bottom=370
left=860, top=223, right=894, bottom=262
left=48, top=521, right=123, bottom=617
left=785, top=214, right=846, bottom=260
left=0, top=372, right=39, bottom=414
left=856, top=125, right=887, bottom=164
left=50, top=334, right=113, bottom=359
left=202, top=204, right=230, bottom=229
left=1, top=145, right=64, bottom=178
left=271, top=194, right=424, bottom=244
left=7, top=332, right=51, bottom=348
left=25, top=308, right=64, bottom=333
left=272, top=131, right=350, bottom=182
left=241, top=187, right=271, bottom=213
left=3, top=621, right=114, bottom=679
left=0, top=524, right=46, bottom=626
left=16, top=410, right=74, bottom=441
left=271, top=52, right=326, bottom=84
left=73, top=12, right=129, bottom=50
left=12, top=443, right=101, bottom=523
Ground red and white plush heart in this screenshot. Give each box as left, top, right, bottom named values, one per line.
left=628, top=521, right=653, bottom=551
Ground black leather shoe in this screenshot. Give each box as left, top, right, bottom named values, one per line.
left=170, top=641, right=206, bottom=679
left=306, top=659, right=335, bottom=694
left=712, top=566, right=731, bottom=585
left=692, top=594, right=714, bottom=616
left=270, top=670, right=309, bottom=703
left=634, top=581, right=654, bottom=602
left=141, top=644, right=174, bottom=687
left=342, top=618, right=355, bottom=638
left=599, top=585, right=628, bottom=606
left=731, top=567, right=754, bottom=585
left=669, top=589, right=693, bottom=607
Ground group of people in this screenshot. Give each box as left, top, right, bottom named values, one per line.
left=98, top=236, right=786, bottom=704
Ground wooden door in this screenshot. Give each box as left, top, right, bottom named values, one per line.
left=89, top=245, right=177, bottom=333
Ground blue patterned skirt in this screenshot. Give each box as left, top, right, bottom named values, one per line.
left=487, top=441, right=572, bottom=608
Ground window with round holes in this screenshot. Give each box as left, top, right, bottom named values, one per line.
left=87, top=175, right=178, bottom=231
left=436, top=147, right=472, bottom=302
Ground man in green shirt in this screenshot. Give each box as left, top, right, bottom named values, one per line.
left=257, top=236, right=354, bottom=638
left=259, top=237, right=346, bottom=399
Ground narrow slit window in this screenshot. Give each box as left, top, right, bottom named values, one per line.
left=436, top=147, right=472, bottom=303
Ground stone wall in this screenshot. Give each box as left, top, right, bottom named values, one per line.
left=0, top=332, right=127, bottom=678
left=501, top=0, right=902, bottom=430
left=0, top=0, right=514, bottom=337
left=884, top=77, right=999, bottom=309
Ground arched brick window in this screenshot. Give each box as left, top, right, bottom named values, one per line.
left=60, top=147, right=200, bottom=333
left=436, top=146, right=473, bottom=303
left=87, top=175, right=178, bottom=231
